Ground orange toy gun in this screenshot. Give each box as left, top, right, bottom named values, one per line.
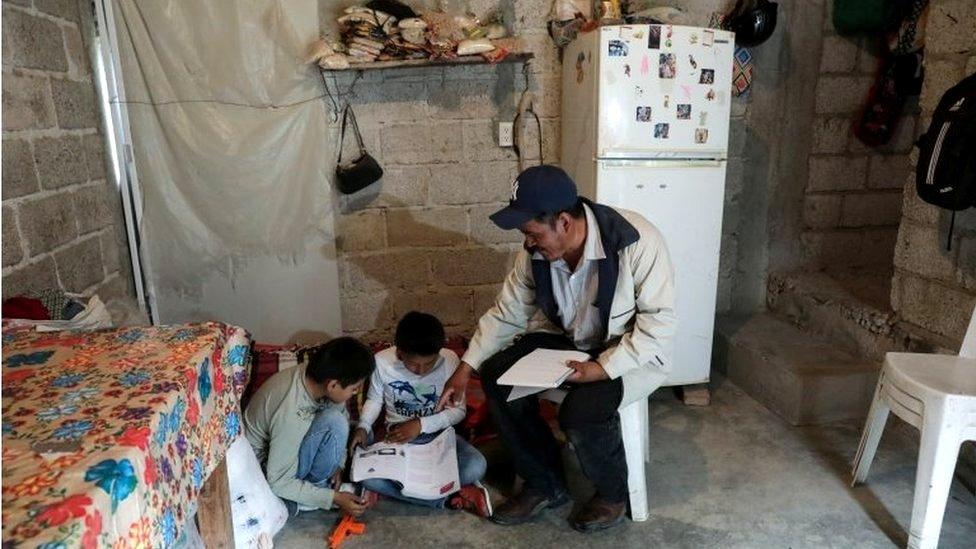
left=328, top=513, right=365, bottom=549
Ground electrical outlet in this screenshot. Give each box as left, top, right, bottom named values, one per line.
left=498, top=121, right=514, bottom=147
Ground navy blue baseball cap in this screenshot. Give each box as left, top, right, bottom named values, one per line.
left=489, top=165, right=579, bottom=230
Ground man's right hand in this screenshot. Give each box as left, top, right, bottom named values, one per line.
left=348, top=427, right=368, bottom=452
left=333, top=491, right=367, bottom=517
left=436, top=361, right=473, bottom=412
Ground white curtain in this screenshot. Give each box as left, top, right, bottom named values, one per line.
left=112, top=0, right=341, bottom=340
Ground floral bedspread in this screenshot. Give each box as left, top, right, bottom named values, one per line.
left=1, top=322, right=251, bottom=548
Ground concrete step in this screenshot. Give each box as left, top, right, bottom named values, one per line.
left=713, top=313, right=880, bottom=426
left=766, top=270, right=954, bottom=362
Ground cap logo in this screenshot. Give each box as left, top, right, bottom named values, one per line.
left=510, top=178, right=520, bottom=202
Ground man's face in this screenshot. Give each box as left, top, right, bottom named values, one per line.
left=519, top=214, right=572, bottom=262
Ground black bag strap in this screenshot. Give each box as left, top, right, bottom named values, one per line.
left=338, top=103, right=366, bottom=165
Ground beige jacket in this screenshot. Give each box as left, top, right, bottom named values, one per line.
left=462, top=205, right=677, bottom=408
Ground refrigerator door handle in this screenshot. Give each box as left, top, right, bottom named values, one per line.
left=599, top=159, right=725, bottom=169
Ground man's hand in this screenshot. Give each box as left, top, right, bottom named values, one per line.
left=566, top=360, right=609, bottom=383
left=349, top=427, right=369, bottom=452
left=385, top=419, right=421, bottom=444
left=435, top=361, right=473, bottom=411
left=333, top=491, right=367, bottom=517
left=330, top=468, right=343, bottom=489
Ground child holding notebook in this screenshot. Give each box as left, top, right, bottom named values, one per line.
left=349, top=311, right=492, bottom=517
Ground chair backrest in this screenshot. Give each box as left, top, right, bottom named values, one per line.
left=960, top=303, right=976, bottom=359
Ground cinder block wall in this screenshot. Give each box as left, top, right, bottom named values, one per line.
left=2, top=0, right=133, bottom=301
left=333, top=1, right=553, bottom=340
left=891, top=0, right=976, bottom=343
left=801, top=3, right=919, bottom=271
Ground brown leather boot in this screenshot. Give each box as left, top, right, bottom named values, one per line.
left=489, top=489, right=569, bottom=526
left=570, top=495, right=626, bottom=533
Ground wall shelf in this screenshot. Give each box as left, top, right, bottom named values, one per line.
left=320, top=51, right=533, bottom=72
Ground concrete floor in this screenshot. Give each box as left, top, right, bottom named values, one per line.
left=276, top=377, right=976, bottom=548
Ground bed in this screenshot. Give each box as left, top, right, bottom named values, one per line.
left=1, top=322, right=250, bottom=548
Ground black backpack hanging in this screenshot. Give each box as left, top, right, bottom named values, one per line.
left=915, top=72, right=976, bottom=250
left=335, top=104, right=383, bottom=195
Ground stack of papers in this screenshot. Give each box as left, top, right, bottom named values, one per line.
left=497, top=348, right=590, bottom=401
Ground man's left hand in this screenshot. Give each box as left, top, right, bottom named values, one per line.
left=566, top=360, right=610, bottom=383
left=385, top=419, right=421, bottom=444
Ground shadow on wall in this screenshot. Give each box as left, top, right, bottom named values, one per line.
left=330, top=191, right=521, bottom=343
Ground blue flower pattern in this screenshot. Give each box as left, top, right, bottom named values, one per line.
left=227, top=345, right=248, bottom=366
left=120, top=370, right=150, bottom=387
left=224, top=411, right=240, bottom=439
left=198, top=358, right=212, bottom=404
left=50, top=373, right=85, bottom=388
left=84, top=459, right=137, bottom=512
left=53, top=420, right=93, bottom=440
left=4, top=350, right=55, bottom=367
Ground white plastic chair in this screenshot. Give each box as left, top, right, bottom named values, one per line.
left=851, top=307, right=976, bottom=549
left=541, top=389, right=652, bottom=521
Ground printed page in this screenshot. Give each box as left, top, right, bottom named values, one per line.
left=400, top=428, right=460, bottom=500
left=350, top=440, right=407, bottom=483
left=496, top=348, right=590, bottom=388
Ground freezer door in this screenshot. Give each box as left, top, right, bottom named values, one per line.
left=592, top=160, right=726, bottom=386
left=596, top=25, right=734, bottom=158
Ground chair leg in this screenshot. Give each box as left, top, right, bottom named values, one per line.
left=908, top=418, right=960, bottom=549
left=620, top=402, right=649, bottom=522
left=640, top=397, right=650, bottom=464
left=851, top=379, right=890, bottom=486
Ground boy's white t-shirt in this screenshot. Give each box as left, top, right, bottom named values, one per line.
left=358, top=346, right=466, bottom=435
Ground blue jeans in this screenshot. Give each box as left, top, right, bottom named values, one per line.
left=360, top=434, right=487, bottom=508
left=296, top=407, right=349, bottom=488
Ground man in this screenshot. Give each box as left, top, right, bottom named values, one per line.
left=437, top=165, right=676, bottom=532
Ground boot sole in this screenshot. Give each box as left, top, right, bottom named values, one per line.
left=489, top=493, right=570, bottom=526
left=571, top=513, right=626, bottom=533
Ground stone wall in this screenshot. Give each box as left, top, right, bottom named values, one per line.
left=333, top=1, right=553, bottom=340
left=891, top=0, right=976, bottom=344
left=801, top=3, right=918, bottom=272
left=2, top=0, right=133, bottom=302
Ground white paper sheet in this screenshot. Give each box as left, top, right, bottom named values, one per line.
left=351, top=427, right=460, bottom=500
left=497, top=349, right=590, bottom=401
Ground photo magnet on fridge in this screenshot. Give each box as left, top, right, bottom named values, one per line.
left=676, top=104, right=691, bottom=119
left=703, top=30, right=714, bottom=47
left=648, top=25, right=661, bottom=49
left=659, top=53, right=676, bottom=78
left=700, top=69, right=715, bottom=84
left=576, top=52, right=586, bottom=83
left=695, top=128, right=709, bottom=143
left=636, top=106, right=652, bottom=122
left=625, top=64, right=631, bottom=77
left=609, top=40, right=629, bottom=57
left=654, top=123, right=670, bottom=138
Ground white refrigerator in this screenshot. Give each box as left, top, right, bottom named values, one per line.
left=561, top=24, right=735, bottom=387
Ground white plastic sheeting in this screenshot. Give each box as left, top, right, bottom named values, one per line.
left=111, top=0, right=342, bottom=341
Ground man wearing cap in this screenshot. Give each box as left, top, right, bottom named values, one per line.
left=436, top=165, right=676, bottom=532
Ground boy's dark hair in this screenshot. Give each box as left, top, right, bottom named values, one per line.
left=395, top=311, right=445, bottom=357
left=533, top=198, right=586, bottom=229
left=306, top=337, right=375, bottom=386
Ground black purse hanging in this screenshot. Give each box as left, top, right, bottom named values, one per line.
left=335, top=104, right=383, bottom=194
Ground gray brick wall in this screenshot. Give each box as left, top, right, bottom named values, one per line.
left=891, top=0, right=976, bottom=342
left=801, top=5, right=918, bottom=270
left=2, top=0, right=133, bottom=302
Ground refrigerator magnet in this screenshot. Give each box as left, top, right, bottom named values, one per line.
left=677, top=104, right=691, bottom=119
left=659, top=53, right=676, bottom=78
left=625, top=64, right=631, bottom=77
left=663, top=94, right=669, bottom=108
left=576, top=52, right=586, bottom=84
left=695, top=128, right=709, bottom=144
left=654, top=123, right=670, bottom=138
left=703, top=30, right=714, bottom=47
left=690, top=33, right=699, bottom=45
left=648, top=25, right=661, bottom=49
left=609, top=40, right=629, bottom=57
left=700, top=69, right=715, bottom=84
left=636, top=85, right=645, bottom=96
left=636, top=106, right=652, bottom=122
left=706, top=88, right=716, bottom=101
left=640, top=54, right=650, bottom=76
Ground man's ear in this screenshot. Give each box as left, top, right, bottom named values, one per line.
left=558, top=212, right=574, bottom=233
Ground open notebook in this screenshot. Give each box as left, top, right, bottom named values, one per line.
left=350, top=427, right=459, bottom=500
left=497, top=348, right=591, bottom=401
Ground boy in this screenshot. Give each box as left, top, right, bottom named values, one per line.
left=349, top=311, right=492, bottom=517
left=244, top=337, right=375, bottom=517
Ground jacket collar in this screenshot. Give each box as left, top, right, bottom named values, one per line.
left=532, top=200, right=640, bottom=338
